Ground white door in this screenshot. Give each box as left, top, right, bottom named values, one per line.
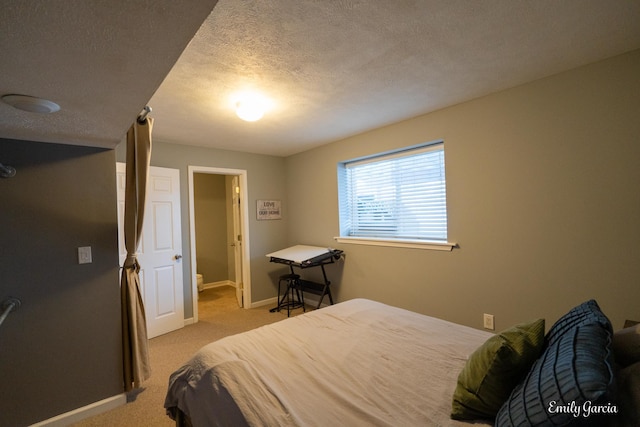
left=117, top=163, right=184, bottom=338
left=232, top=176, right=243, bottom=308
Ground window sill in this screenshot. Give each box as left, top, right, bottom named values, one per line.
left=333, top=236, right=457, bottom=251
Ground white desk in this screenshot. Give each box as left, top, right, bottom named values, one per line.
left=267, top=245, right=343, bottom=309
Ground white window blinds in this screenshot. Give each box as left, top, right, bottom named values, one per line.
left=339, top=143, right=447, bottom=241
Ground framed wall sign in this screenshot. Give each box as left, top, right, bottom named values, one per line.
left=257, top=199, right=281, bottom=220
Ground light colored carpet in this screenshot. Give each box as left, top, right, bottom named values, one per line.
left=73, top=286, right=299, bottom=426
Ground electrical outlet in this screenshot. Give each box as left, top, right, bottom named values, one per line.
left=78, top=246, right=92, bottom=264
left=483, top=313, right=495, bottom=330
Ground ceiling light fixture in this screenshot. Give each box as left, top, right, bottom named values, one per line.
left=1, top=94, right=60, bottom=114
left=235, top=100, right=265, bottom=122
left=233, top=92, right=270, bottom=122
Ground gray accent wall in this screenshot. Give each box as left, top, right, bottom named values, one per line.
left=284, top=50, right=640, bottom=331
left=0, top=139, right=121, bottom=426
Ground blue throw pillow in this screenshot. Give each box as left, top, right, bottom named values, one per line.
left=544, top=299, right=611, bottom=345
left=495, top=301, right=616, bottom=426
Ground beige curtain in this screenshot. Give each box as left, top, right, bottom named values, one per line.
left=121, top=118, right=153, bottom=391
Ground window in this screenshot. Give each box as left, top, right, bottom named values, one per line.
left=336, top=142, right=454, bottom=251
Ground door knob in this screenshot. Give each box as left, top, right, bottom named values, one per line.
left=174, top=254, right=183, bottom=260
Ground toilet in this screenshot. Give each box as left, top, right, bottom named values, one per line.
left=196, top=274, right=204, bottom=292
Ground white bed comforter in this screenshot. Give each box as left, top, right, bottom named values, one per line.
left=165, top=298, right=493, bottom=427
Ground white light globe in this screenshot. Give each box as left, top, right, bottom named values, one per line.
left=235, top=100, right=264, bottom=122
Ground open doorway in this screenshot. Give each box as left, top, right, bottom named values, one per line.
left=188, top=166, right=251, bottom=323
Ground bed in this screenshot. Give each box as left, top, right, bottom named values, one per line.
left=164, top=298, right=638, bottom=426
left=164, top=298, right=493, bottom=426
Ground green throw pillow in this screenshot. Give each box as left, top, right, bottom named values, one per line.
left=451, top=318, right=545, bottom=420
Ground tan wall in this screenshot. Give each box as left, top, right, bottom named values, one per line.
left=284, top=50, right=640, bottom=331
left=194, top=173, right=229, bottom=283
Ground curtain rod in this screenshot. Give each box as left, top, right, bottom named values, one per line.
left=137, top=105, right=152, bottom=124
left=0, top=297, right=21, bottom=327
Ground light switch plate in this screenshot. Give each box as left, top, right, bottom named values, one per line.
left=483, top=313, right=495, bottom=330
left=78, top=246, right=92, bottom=264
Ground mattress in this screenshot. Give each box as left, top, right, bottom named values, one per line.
left=164, top=298, right=494, bottom=426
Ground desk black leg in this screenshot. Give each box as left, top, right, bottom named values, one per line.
left=326, top=288, right=334, bottom=305
left=294, top=278, right=306, bottom=313
left=315, top=285, right=334, bottom=309
left=316, top=264, right=335, bottom=309
left=316, top=290, right=324, bottom=309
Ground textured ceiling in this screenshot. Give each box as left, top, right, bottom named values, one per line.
left=148, top=0, right=640, bottom=156
left=0, top=0, right=217, bottom=148
left=1, top=0, right=640, bottom=156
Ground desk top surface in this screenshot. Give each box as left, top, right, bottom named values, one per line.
left=266, top=245, right=333, bottom=264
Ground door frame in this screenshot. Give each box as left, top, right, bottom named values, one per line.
left=188, top=165, right=252, bottom=323
left=231, top=176, right=244, bottom=308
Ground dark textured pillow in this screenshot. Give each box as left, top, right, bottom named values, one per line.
left=544, top=299, right=612, bottom=345
left=495, top=322, right=616, bottom=426
left=451, top=319, right=545, bottom=420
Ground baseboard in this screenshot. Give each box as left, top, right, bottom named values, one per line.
left=250, top=296, right=279, bottom=309
left=192, top=290, right=331, bottom=311
left=200, top=280, right=235, bottom=291
left=30, top=393, right=127, bottom=427
left=250, top=295, right=330, bottom=310
left=299, top=295, right=331, bottom=310
left=198, top=282, right=329, bottom=312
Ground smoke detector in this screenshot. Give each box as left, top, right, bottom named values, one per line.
left=2, top=94, right=60, bottom=114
